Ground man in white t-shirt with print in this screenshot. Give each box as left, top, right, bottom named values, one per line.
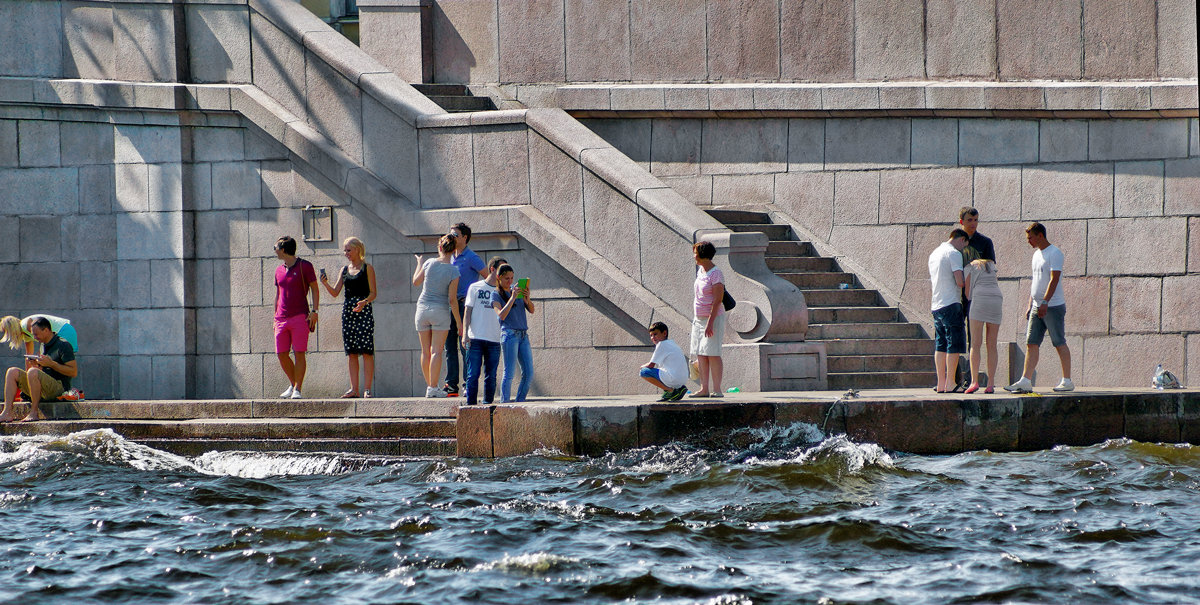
left=1005, top=222, right=1074, bottom=393
left=461, top=256, right=507, bottom=405
left=928, top=228, right=969, bottom=393
left=640, top=322, right=688, bottom=401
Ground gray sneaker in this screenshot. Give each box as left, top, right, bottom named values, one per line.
left=1053, top=378, right=1075, bottom=392
left=1004, top=377, right=1033, bottom=394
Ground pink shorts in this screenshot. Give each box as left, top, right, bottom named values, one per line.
left=274, top=314, right=310, bottom=353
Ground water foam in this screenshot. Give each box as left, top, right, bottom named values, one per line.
left=473, top=552, right=581, bottom=573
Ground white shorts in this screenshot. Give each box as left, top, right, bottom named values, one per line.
left=690, top=314, right=725, bottom=357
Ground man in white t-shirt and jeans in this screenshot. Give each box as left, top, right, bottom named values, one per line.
left=461, top=256, right=509, bottom=405
left=640, top=322, right=689, bottom=401
left=928, top=229, right=969, bottom=393
left=1005, top=222, right=1074, bottom=393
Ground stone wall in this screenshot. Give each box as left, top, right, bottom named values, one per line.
left=388, top=0, right=1198, bottom=84
left=581, top=115, right=1200, bottom=388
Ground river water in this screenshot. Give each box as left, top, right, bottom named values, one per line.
left=1, top=425, right=1198, bottom=604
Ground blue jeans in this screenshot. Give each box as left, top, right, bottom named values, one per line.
left=464, top=339, right=500, bottom=405
left=501, top=328, right=534, bottom=402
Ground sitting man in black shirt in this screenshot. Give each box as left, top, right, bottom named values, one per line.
left=0, top=316, right=77, bottom=422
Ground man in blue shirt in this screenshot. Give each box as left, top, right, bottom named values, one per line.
left=443, top=223, right=487, bottom=396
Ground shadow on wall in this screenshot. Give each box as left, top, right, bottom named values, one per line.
left=430, top=1, right=476, bottom=82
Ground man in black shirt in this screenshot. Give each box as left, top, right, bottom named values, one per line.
left=0, top=316, right=77, bottom=422
left=956, top=207, right=995, bottom=389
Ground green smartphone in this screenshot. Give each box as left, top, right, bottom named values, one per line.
left=516, top=277, right=529, bottom=298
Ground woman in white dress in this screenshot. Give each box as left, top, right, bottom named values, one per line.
left=963, top=259, right=1003, bottom=393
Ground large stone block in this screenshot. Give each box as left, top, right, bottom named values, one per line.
left=117, top=211, right=184, bottom=260
left=249, top=13, right=307, bottom=121
left=498, top=0, right=564, bottom=83
left=701, top=119, right=789, bottom=175
left=662, top=175, right=712, bottom=206
left=62, top=214, right=116, bottom=262
left=151, top=258, right=185, bottom=309
left=1089, top=119, right=1190, bottom=162
left=119, top=308, right=186, bottom=355
left=148, top=163, right=183, bottom=212
left=1110, top=277, right=1162, bottom=334
left=1114, top=161, right=1164, bottom=217
left=911, top=119, right=958, bottom=167
left=78, top=165, right=114, bottom=214
left=786, top=118, right=824, bottom=171
left=1192, top=120, right=1199, bottom=157
left=0, top=217, right=16, bottom=264
left=832, top=171, right=879, bottom=225
left=431, top=0, right=498, bottom=82
left=582, top=171, right=640, bottom=278
left=774, top=172, right=833, bottom=239
left=1082, top=0, right=1156, bottom=79
left=997, top=0, right=1081, bottom=79
left=824, top=119, right=909, bottom=170
left=196, top=210, right=250, bottom=259
left=707, top=0, right=779, bottom=80
left=0, top=120, right=16, bottom=166
left=1158, top=0, right=1198, bottom=78
left=962, top=399, right=1020, bottom=451
left=527, top=134, right=585, bottom=240
left=533, top=347, right=608, bottom=395
left=1191, top=217, right=1200, bottom=273
left=63, top=2, right=114, bottom=79
left=20, top=216, right=61, bottom=263
left=578, top=119, right=650, bottom=168
left=830, top=225, right=907, bottom=289
left=492, top=405, right=575, bottom=456
left=305, top=55, right=363, bottom=163
left=187, top=4, right=252, bottom=84
left=972, top=167, right=1021, bottom=221
left=418, top=127, right=475, bottom=208
left=637, top=206, right=696, bottom=314
left=639, top=402, right=774, bottom=447
left=879, top=168, right=973, bottom=224
left=18, top=121, right=60, bottom=168
left=1038, top=120, right=1088, bottom=164
left=712, top=174, right=774, bottom=206
left=576, top=405, right=638, bottom=456
left=115, top=125, right=182, bottom=164
left=193, top=128, right=245, bottom=163
left=845, top=399, right=964, bottom=454
left=564, top=0, right=630, bottom=81
left=1061, top=276, right=1111, bottom=336
left=959, top=119, right=1038, bottom=166
left=456, top=405, right=493, bottom=457
left=360, top=4, right=425, bottom=81
left=988, top=219, right=1086, bottom=276
left=362, top=95, right=420, bottom=203
left=1124, top=393, right=1183, bottom=443
left=854, top=0, right=924, bottom=79
left=119, top=355, right=153, bottom=399
left=1162, top=274, right=1200, bottom=332
left=470, top=125, right=531, bottom=207
left=115, top=163, right=149, bottom=212
left=0, top=167, right=79, bottom=216
left=926, top=0, right=995, bottom=78
left=1018, top=394, right=1124, bottom=450
left=906, top=224, right=955, bottom=280
left=113, top=4, right=176, bottom=81
left=1086, top=217, right=1187, bottom=276
left=1021, top=163, right=1113, bottom=220
left=1164, top=158, right=1200, bottom=216
left=649, top=119, right=701, bottom=176
left=0, top=0, right=64, bottom=77
left=116, top=259, right=151, bottom=309
left=60, top=121, right=115, bottom=167
left=629, top=0, right=706, bottom=81
left=1082, top=334, right=1185, bottom=388
left=779, top=0, right=853, bottom=80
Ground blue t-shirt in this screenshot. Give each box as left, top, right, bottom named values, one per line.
left=453, top=248, right=485, bottom=299
left=498, top=288, right=529, bottom=331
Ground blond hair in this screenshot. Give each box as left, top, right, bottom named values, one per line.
left=0, top=316, right=30, bottom=350
left=343, top=237, right=366, bottom=258
left=970, top=258, right=995, bottom=274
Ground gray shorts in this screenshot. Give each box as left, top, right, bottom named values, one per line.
left=415, top=305, right=452, bottom=332
left=1026, top=304, right=1067, bottom=347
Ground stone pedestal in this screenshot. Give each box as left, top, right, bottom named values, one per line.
left=358, top=0, right=431, bottom=82
left=722, top=341, right=828, bottom=392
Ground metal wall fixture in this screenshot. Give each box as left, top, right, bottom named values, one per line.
left=302, top=205, right=334, bottom=242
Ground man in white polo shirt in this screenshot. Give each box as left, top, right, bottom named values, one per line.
left=1005, top=222, right=1074, bottom=393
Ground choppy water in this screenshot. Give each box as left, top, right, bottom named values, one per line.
left=2, top=425, right=1199, bottom=604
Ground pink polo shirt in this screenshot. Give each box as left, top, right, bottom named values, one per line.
left=275, top=258, right=316, bottom=320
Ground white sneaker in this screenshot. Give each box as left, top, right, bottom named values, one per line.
left=280, top=385, right=294, bottom=398
left=1003, top=377, right=1033, bottom=393
left=1053, top=378, right=1075, bottom=392
left=290, top=389, right=302, bottom=399
left=427, top=387, right=445, bottom=398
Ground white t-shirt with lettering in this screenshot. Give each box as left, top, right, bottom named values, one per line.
left=1030, top=244, right=1066, bottom=307
left=465, top=281, right=502, bottom=343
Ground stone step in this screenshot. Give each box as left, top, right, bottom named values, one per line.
left=806, top=322, right=925, bottom=340
left=828, top=354, right=932, bottom=373
left=425, top=95, right=496, bottom=112
left=706, top=209, right=771, bottom=224
left=142, top=438, right=457, bottom=457
left=0, top=418, right=458, bottom=440
left=822, top=338, right=936, bottom=356
left=412, top=83, right=469, bottom=96
left=21, top=398, right=459, bottom=420
left=802, top=288, right=881, bottom=307
left=766, top=240, right=815, bottom=256
left=727, top=223, right=793, bottom=240
left=766, top=256, right=838, bottom=272
left=828, top=371, right=937, bottom=390
left=777, top=271, right=855, bottom=289
left=808, top=306, right=899, bottom=324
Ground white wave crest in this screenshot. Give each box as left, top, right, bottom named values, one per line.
left=746, top=433, right=894, bottom=473
left=473, top=552, right=580, bottom=573
left=190, top=450, right=387, bottom=478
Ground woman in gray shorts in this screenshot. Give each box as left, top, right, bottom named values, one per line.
left=412, top=235, right=462, bottom=398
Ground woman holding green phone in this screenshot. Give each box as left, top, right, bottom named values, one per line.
left=496, top=267, right=535, bottom=402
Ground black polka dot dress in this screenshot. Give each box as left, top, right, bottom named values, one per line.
left=340, top=264, right=375, bottom=355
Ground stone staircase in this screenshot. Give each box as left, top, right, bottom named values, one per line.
left=707, top=209, right=936, bottom=390
left=412, top=83, right=496, bottom=112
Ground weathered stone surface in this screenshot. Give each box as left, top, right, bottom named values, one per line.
left=0, top=167, right=79, bottom=216
left=305, top=55, right=363, bottom=163
left=193, top=127, right=245, bottom=163
left=1087, top=217, right=1187, bottom=276
left=472, top=124, right=531, bottom=205
left=582, top=171, right=640, bottom=278
left=196, top=210, right=250, bottom=259
left=713, top=175, right=774, bottom=206
left=114, top=4, right=176, bottom=81
left=662, top=175, right=712, bottom=206
left=972, top=167, right=1021, bottom=221
left=787, top=119, right=824, bottom=171
left=1189, top=335, right=1200, bottom=393
left=1125, top=393, right=1183, bottom=443
left=824, top=119, right=909, bottom=170
left=1019, top=394, right=1123, bottom=450
left=21, top=216, right=61, bottom=262
left=115, top=125, right=182, bottom=164
left=639, top=402, right=774, bottom=447
left=431, top=0, right=498, bottom=83
left=754, top=86, right=822, bottom=111
left=536, top=347, right=608, bottom=396
left=0, top=120, right=16, bottom=167
left=491, top=405, right=575, bottom=456
left=779, top=0, right=853, bottom=80
left=1114, top=161, right=1164, bottom=217
left=1099, top=84, right=1152, bottom=111
left=830, top=225, right=907, bottom=290
left=1021, top=163, right=1113, bottom=220
left=997, top=0, right=1081, bottom=79
left=498, top=0, right=564, bottom=83
left=1162, top=274, right=1200, bottom=332
left=528, top=133, right=585, bottom=239
left=60, top=121, right=114, bottom=167
left=1082, top=334, right=1185, bottom=388
left=1110, top=277, right=1162, bottom=333
left=776, top=401, right=844, bottom=436
left=962, top=399, right=1020, bottom=451
left=62, top=214, right=115, bottom=262
left=879, top=168, right=973, bottom=224
left=418, top=127, right=474, bottom=208
left=911, top=119, right=958, bottom=167
left=581, top=118, right=650, bottom=168
left=1089, top=119, right=1190, bottom=162
left=846, top=399, right=963, bottom=454
left=646, top=118, right=700, bottom=176
left=822, top=83, right=879, bottom=110
left=18, top=121, right=60, bottom=168
left=1061, top=276, right=1111, bottom=335
left=700, top=119, right=787, bottom=174
left=187, top=4, right=252, bottom=84
left=854, top=0, right=924, bottom=80
left=115, top=163, right=149, bottom=212
left=1039, top=120, right=1088, bottom=164
left=564, top=0, right=631, bottom=81
left=1083, top=0, right=1156, bottom=79
left=988, top=218, right=1086, bottom=276
left=119, top=308, right=185, bottom=356
left=78, top=164, right=114, bottom=214
left=832, top=171, right=879, bottom=225
left=629, top=0, right=706, bottom=81
left=211, top=162, right=262, bottom=210
left=576, top=405, right=638, bottom=456
left=359, top=5, right=424, bottom=81
left=707, top=0, right=779, bottom=80
left=456, top=405, right=493, bottom=457
left=148, top=163, right=183, bottom=212
left=1191, top=217, right=1200, bottom=274
left=774, top=172, right=833, bottom=238
left=1164, top=158, right=1200, bottom=216
left=926, top=0, right=995, bottom=78
left=0, top=0, right=64, bottom=77
left=906, top=224, right=954, bottom=280
left=959, top=120, right=1038, bottom=166
left=1158, top=0, right=1198, bottom=78
left=62, top=2, right=114, bottom=79
left=249, top=14, right=307, bottom=121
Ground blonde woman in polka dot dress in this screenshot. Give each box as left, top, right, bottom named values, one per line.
left=321, top=237, right=377, bottom=398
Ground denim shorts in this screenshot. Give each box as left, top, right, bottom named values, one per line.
left=932, top=303, right=966, bottom=354
left=1027, top=304, right=1067, bottom=347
